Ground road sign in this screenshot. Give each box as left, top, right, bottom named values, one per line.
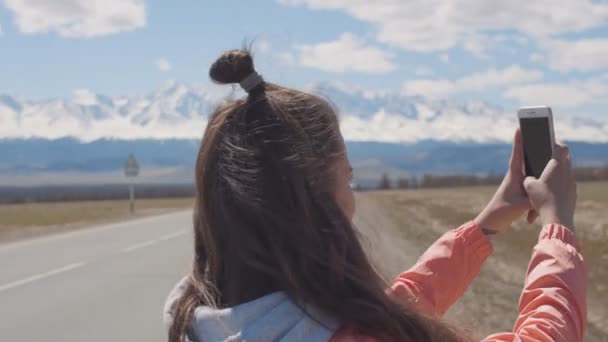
left=124, top=154, right=139, bottom=214
left=124, top=154, right=140, bottom=178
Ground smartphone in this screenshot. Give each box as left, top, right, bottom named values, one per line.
left=518, top=106, right=556, bottom=178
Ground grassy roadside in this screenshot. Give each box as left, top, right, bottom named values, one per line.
left=366, top=181, right=607, bottom=340
left=0, top=197, right=194, bottom=243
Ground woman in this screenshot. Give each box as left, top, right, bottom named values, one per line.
left=164, top=49, right=586, bottom=342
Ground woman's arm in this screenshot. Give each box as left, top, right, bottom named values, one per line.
left=484, top=224, right=587, bottom=342
left=387, top=130, right=530, bottom=316
left=484, top=143, right=586, bottom=341
left=387, top=221, right=492, bottom=317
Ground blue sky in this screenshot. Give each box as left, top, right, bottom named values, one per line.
left=1, top=0, right=608, bottom=120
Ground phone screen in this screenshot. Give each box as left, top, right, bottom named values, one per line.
left=519, top=117, right=553, bottom=178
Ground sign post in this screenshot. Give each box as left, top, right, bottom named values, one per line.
left=124, top=154, right=140, bottom=214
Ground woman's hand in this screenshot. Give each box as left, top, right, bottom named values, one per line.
left=523, top=144, right=577, bottom=231
left=474, top=130, right=532, bottom=233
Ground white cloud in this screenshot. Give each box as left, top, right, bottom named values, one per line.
left=504, top=76, right=608, bottom=107
left=256, top=40, right=271, bottom=53
left=544, top=38, right=608, bottom=72
left=497, top=34, right=528, bottom=46
left=463, top=33, right=529, bottom=58
left=276, top=51, right=296, bottom=65
left=277, top=0, right=608, bottom=52
left=292, top=32, right=396, bottom=74
left=415, top=66, right=433, bottom=76
left=463, top=35, right=489, bottom=59
left=529, top=53, right=545, bottom=63
left=4, top=0, right=146, bottom=38
left=310, top=80, right=391, bottom=100
left=403, top=65, right=543, bottom=98
left=155, top=58, right=172, bottom=72
left=439, top=53, right=450, bottom=64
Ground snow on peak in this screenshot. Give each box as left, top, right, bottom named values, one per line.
left=1, top=82, right=607, bottom=143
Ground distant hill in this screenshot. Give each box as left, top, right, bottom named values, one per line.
left=1, top=138, right=606, bottom=187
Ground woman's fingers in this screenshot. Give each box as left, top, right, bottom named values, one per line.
left=554, top=143, right=570, bottom=162
left=540, top=143, right=572, bottom=182
left=527, top=209, right=538, bottom=223
left=509, top=129, right=524, bottom=173
left=529, top=142, right=577, bottom=230
left=524, top=178, right=540, bottom=222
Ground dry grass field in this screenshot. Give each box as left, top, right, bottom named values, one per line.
left=1, top=183, right=605, bottom=339
left=0, top=198, right=194, bottom=242
left=357, top=181, right=607, bottom=341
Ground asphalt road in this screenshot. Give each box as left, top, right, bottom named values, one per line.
left=0, top=196, right=419, bottom=342
left=0, top=211, right=193, bottom=342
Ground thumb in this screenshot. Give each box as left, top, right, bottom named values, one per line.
left=527, top=210, right=539, bottom=223
left=523, top=176, right=537, bottom=192
left=509, top=129, right=524, bottom=173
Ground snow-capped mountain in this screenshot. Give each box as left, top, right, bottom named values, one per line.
left=0, top=81, right=227, bottom=141
left=1, top=81, right=608, bottom=143
left=312, top=82, right=608, bottom=143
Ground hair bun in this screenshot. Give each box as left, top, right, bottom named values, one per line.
left=209, top=49, right=255, bottom=85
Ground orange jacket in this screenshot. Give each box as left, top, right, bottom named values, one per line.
left=331, top=222, right=587, bottom=342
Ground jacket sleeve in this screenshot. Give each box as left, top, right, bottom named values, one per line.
left=387, top=221, right=493, bottom=317
left=484, top=224, right=587, bottom=342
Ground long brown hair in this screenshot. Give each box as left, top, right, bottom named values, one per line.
left=168, top=49, right=465, bottom=342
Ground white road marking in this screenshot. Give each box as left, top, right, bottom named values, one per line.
left=121, top=240, right=158, bottom=253
left=0, top=262, right=86, bottom=293
left=0, top=229, right=188, bottom=293
left=121, top=230, right=187, bottom=253
left=158, top=231, right=188, bottom=241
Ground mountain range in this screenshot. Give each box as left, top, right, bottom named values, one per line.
left=3, top=81, right=608, bottom=143
left=1, top=82, right=607, bottom=186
